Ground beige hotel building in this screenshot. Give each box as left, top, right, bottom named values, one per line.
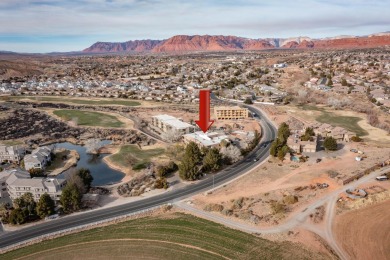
left=214, top=106, right=249, bottom=120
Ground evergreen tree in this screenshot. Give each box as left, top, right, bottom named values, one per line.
left=203, top=148, right=222, bottom=172
left=323, top=136, right=338, bottom=151
left=36, top=193, right=55, bottom=218
left=60, top=183, right=82, bottom=213
left=77, top=168, right=94, bottom=191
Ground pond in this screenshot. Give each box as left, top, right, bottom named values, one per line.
left=54, top=141, right=125, bottom=186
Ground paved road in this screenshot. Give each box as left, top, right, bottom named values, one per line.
left=0, top=103, right=277, bottom=250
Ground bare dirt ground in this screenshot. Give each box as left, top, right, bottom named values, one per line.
left=213, top=118, right=261, bottom=133
left=334, top=199, right=390, bottom=260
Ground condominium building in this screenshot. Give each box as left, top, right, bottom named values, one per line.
left=214, top=106, right=249, bottom=120
left=5, top=168, right=66, bottom=202
left=0, top=145, right=26, bottom=163
left=24, top=145, right=53, bottom=171
left=151, top=114, right=194, bottom=135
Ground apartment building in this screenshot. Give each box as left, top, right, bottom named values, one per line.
left=214, top=106, right=249, bottom=120
left=24, top=145, right=53, bottom=171
left=151, top=114, right=194, bottom=135
left=5, top=168, right=66, bottom=202
left=0, top=145, right=26, bottom=163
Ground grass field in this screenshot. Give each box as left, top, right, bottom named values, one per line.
left=108, top=144, right=165, bottom=170
left=53, top=110, right=124, bottom=128
left=2, top=96, right=141, bottom=106
left=2, top=213, right=328, bottom=260
left=300, top=105, right=368, bottom=136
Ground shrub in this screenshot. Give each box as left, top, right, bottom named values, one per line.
left=283, top=195, right=299, bottom=205
left=154, top=177, right=169, bottom=189
left=204, top=203, right=224, bottom=212
left=132, top=162, right=148, bottom=171
left=270, top=201, right=286, bottom=215
left=351, top=136, right=362, bottom=142
left=156, top=162, right=178, bottom=177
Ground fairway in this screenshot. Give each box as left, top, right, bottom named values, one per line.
left=316, top=111, right=368, bottom=136
left=108, top=144, right=165, bottom=170
left=299, top=105, right=368, bottom=136
left=2, top=213, right=329, bottom=260
left=2, top=96, right=141, bottom=106
left=53, top=110, right=124, bottom=128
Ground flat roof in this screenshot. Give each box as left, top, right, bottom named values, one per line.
left=152, top=114, right=193, bottom=129
left=184, top=131, right=228, bottom=147
left=214, top=106, right=247, bottom=111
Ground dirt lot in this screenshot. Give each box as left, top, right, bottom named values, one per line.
left=192, top=141, right=390, bottom=227
left=334, top=199, right=390, bottom=260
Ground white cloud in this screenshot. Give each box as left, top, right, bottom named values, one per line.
left=0, top=0, right=389, bottom=52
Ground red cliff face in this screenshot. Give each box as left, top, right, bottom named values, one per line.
left=83, top=34, right=390, bottom=53
left=311, top=36, right=390, bottom=49
left=151, top=35, right=273, bottom=52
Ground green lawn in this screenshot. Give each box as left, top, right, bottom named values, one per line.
left=299, top=105, right=368, bottom=136
left=2, top=96, right=140, bottom=106
left=109, top=144, right=165, bottom=170
left=53, top=110, right=124, bottom=128
left=316, top=111, right=368, bottom=136
left=2, top=213, right=329, bottom=260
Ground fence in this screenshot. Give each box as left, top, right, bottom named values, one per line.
left=0, top=205, right=162, bottom=254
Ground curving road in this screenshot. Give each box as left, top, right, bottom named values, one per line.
left=0, top=102, right=277, bottom=250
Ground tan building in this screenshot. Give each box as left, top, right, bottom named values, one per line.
left=5, top=168, right=66, bottom=202
left=151, top=114, right=194, bottom=135
left=0, top=145, right=26, bottom=163
left=214, top=106, right=249, bottom=120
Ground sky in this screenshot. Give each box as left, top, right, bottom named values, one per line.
left=0, top=0, right=390, bottom=53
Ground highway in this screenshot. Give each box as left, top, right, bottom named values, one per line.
left=0, top=102, right=277, bottom=250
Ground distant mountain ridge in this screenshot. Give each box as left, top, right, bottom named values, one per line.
left=83, top=33, right=390, bottom=53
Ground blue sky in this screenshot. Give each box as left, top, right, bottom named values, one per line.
left=0, top=0, right=389, bottom=53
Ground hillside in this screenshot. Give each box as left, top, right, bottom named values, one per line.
left=82, top=33, right=390, bottom=53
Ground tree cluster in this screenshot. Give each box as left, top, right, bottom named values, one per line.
left=6, top=192, right=55, bottom=225
left=60, top=168, right=93, bottom=213
left=178, top=142, right=223, bottom=181
left=270, top=122, right=290, bottom=160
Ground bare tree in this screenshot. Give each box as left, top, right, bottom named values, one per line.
left=220, top=145, right=242, bottom=163
left=84, top=139, right=103, bottom=154
left=64, top=169, right=87, bottom=194
left=161, top=129, right=180, bottom=143
left=297, top=90, right=308, bottom=104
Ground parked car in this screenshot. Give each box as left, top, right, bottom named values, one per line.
left=376, top=176, right=389, bottom=181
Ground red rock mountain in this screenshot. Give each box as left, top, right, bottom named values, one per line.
left=83, top=33, right=390, bottom=53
